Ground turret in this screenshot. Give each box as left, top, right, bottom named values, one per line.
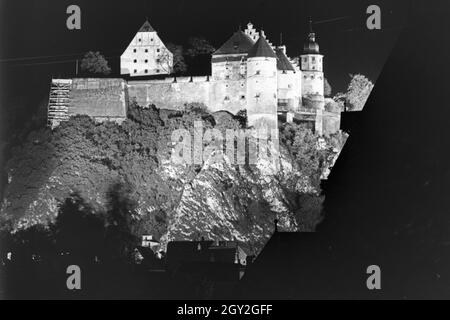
left=246, top=33, right=278, bottom=130
left=300, top=20, right=325, bottom=98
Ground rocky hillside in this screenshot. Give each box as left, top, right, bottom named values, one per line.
left=0, top=103, right=345, bottom=255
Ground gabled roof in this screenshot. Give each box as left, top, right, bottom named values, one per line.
left=138, top=20, right=155, bottom=32
left=214, top=30, right=255, bottom=55
left=247, top=36, right=277, bottom=58
left=275, top=48, right=296, bottom=71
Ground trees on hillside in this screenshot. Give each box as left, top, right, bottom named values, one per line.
left=332, top=74, right=374, bottom=112
left=80, top=51, right=111, bottom=75
left=344, top=74, right=374, bottom=111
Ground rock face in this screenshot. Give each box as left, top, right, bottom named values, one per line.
left=1, top=105, right=342, bottom=256
left=159, top=148, right=310, bottom=255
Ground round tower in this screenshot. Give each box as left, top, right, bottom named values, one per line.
left=300, top=21, right=325, bottom=100
left=246, top=33, right=278, bottom=130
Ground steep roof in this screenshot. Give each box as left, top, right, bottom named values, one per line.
left=138, top=20, right=155, bottom=32
left=247, top=36, right=277, bottom=58
left=214, top=30, right=254, bottom=55
left=276, top=48, right=296, bottom=71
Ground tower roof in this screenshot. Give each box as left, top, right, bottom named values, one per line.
left=275, top=48, right=295, bottom=71
left=247, top=35, right=277, bottom=58
left=303, top=20, right=320, bottom=54
left=138, top=20, right=155, bottom=32
left=214, top=30, right=255, bottom=55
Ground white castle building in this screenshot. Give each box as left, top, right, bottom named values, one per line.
left=47, top=20, right=340, bottom=135
left=120, top=20, right=173, bottom=77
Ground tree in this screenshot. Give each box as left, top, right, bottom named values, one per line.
left=345, top=74, right=374, bottom=111
left=104, top=183, right=140, bottom=261
left=165, top=43, right=187, bottom=74
left=80, top=51, right=111, bottom=75
left=185, top=37, right=215, bottom=57
left=324, top=78, right=332, bottom=97
left=53, top=194, right=105, bottom=259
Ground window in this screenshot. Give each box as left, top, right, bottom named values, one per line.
left=224, top=96, right=230, bottom=101
left=145, top=59, right=148, bottom=63
left=134, top=69, right=137, bottom=73
left=225, top=75, right=230, bottom=80
left=157, top=48, right=160, bottom=53
left=256, top=70, right=261, bottom=75
left=151, top=38, right=154, bottom=42
left=145, top=49, right=148, bottom=53
left=145, top=69, right=148, bottom=73
left=255, top=93, right=261, bottom=98
left=133, top=49, right=137, bottom=53
left=156, top=69, right=160, bottom=73
left=241, top=95, right=245, bottom=100
left=156, top=58, right=160, bottom=63
left=134, top=59, right=137, bottom=63
left=138, top=38, right=142, bottom=42
left=312, top=57, right=316, bottom=62
left=303, top=57, right=307, bottom=63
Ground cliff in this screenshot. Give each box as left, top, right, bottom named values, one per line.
left=1, top=103, right=344, bottom=256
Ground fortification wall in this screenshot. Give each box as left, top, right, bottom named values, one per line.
left=68, top=78, right=127, bottom=124
left=277, top=70, right=301, bottom=112
left=127, top=77, right=210, bottom=110
left=322, top=111, right=341, bottom=136
left=302, top=71, right=324, bottom=97
left=209, top=79, right=247, bottom=114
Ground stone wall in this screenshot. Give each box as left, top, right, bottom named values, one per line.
left=69, top=78, right=127, bottom=124
left=127, top=77, right=211, bottom=111
left=322, top=111, right=341, bottom=136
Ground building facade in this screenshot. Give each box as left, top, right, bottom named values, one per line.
left=120, top=20, right=173, bottom=77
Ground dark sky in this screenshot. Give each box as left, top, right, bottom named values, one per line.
left=0, top=0, right=416, bottom=131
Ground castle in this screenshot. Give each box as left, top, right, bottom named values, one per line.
left=47, top=20, right=341, bottom=135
